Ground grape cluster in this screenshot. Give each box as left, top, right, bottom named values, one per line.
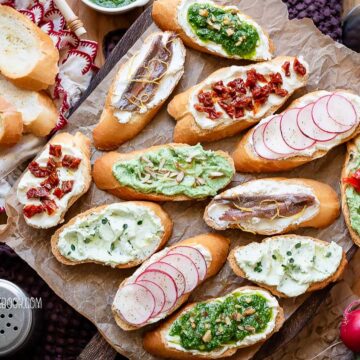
left=0, top=244, right=97, bottom=359
left=283, top=0, right=343, bottom=42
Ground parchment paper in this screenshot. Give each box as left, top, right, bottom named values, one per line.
left=2, top=0, right=360, bottom=358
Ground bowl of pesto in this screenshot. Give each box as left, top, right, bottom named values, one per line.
left=81, top=0, right=150, bottom=14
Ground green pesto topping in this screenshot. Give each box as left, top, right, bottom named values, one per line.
left=112, top=144, right=234, bottom=199
left=168, top=292, right=273, bottom=352
left=187, top=3, right=260, bottom=58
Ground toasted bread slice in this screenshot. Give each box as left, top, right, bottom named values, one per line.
left=0, top=96, right=23, bottom=147
left=0, top=5, right=59, bottom=91
left=51, top=201, right=173, bottom=269
left=228, top=235, right=347, bottom=298
left=204, top=178, right=340, bottom=235
left=152, top=0, right=274, bottom=61
left=112, top=233, right=230, bottom=331
left=232, top=90, right=360, bottom=173
left=93, top=143, right=235, bottom=201
left=143, top=286, right=284, bottom=359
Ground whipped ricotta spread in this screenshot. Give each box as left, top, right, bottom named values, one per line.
left=234, top=237, right=343, bottom=297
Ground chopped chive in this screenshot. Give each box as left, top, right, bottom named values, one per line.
left=326, top=252, right=332, bottom=258
left=137, top=220, right=143, bottom=225
left=123, top=224, right=128, bottom=230
left=286, top=251, right=292, bottom=256
left=272, top=254, right=277, bottom=260
left=71, top=244, right=76, bottom=251
left=295, top=243, right=301, bottom=249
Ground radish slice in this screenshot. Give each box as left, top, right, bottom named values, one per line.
left=146, top=262, right=186, bottom=298
left=167, top=246, right=207, bottom=281
left=263, top=115, right=295, bottom=155
left=280, top=108, right=315, bottom=150
left=297, top=103, right=337, bottom=142
left=327, top=94, right=357, bottom=127
left=161, top=253, right=199, bottom=293
left=136, top=270, right=178, bottom=313
left=114, top=283, right=155, bottom=325
left=136, top=280, right=165, bottom=318
left=312, top=96, right=353, bottom=133
left=252, top=123, right=282, bottom=160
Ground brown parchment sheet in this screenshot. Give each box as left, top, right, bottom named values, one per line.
left=2, top=0, right=360, bottom=358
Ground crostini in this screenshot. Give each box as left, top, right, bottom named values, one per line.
left=0, top=97, right=23, bottom=147
left=93, top=31, right=186, bottom=150
left=169, top=56, right=309, bottom=144
left=152, top=0, right=274, bottom=61
left=143, top=286, right=284, bottom=359
left=51, top=201, right=173, bottom=268
left=0, top=75, right=58, bottom=137
left=233, top=90, right=360, bottom=172
left=204, top=178, right=339, bottom=235
left=93, top=143, right=235, bottom=201
left=17, top=132, right=92, bottom=229
left=112, top=233, right=230, bottom=330
left=341, top=134, right=360, bottom=247
left=0, top=5, right=59, bottom=91
left=228, top=235, right=347, bottom=298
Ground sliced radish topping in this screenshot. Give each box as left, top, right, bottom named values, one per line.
left=146, top=262, right=186, bottom=298
left=312, top=96, right=352, bottom=133
left=136, top=270, right=177, bottom=313
left=297, top=103, right=337, bottom=142
left=136, top=280, right=165, bottom=318
left=167, top=246, right=207, bottom=282
left=263, top=115, right=295, bottom=155
left=115, top=283, right=155, bottom=325
left=161, top=253, right=199, bottom=293
left=253, top=123, right=282, bottom=160
left=280, top=108, right=315, bottom=150
left=327, top=94, right=357, bottom=127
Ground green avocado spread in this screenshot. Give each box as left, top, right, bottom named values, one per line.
left=112, top=144, right=234, bottom=198
left=187, top=3, right=260, bottom=58
left=90, top=0, right=135, bottom=8
left=345, top=148, right=360, bottom=236
left=168, top=292, right=273, bottom=352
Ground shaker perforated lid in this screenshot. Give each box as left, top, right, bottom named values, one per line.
left=0, top=280, right=34, bottom=357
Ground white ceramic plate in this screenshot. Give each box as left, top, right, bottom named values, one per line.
left=80, top=0, right=150, bottom=14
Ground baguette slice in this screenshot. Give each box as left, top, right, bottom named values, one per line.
left=17, top=132, right=92, bottom=229
left=93, top=143, right=235, bottom=202
left=112, top=233, right=230, bottom=330
left=228, top=235, right=347, bottom=298
left=152, top=0, right=274, bottom=61
left=341, top=134, right=360, bottom=247
left=169, top=56, right=309, bottom=144
left=233, top=90, right=360, bottom=173
left=0, top=75, right=58, bottom=137
left=204, top=178, right=340, bottom=235
left=0, top=96, right=23, bottom=147
left=143, top=286, right=284, bottom=359
left=0, top=5, right=59, bottom=91
left=93, top=31, right=186, bottom=150
left=51, top=201, right=173, bottom=268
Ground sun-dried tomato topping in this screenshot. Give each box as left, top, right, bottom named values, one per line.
left=61, top=180, right=74, bottom=194
left=293, top=58, right=307, bottom=76
left=282, top=61, right=291, bottom=77
left=40, top=171, right=60, bottom=190
left=53, top=188, right=63, bottom=199
left=23, top=204, right=44, bottom=218
left=62, top=155, right=81, bottom=169
left=41, top=198, right=57, bottom=215
left=252, top=85, right=271, bottom=105
left=255, top=73, right=267, bottom=83
left=227, top=78, right=246, bottom=94
left=26, top=187, right=50, bottom=199
left=198, top=91, right=215, bottom=107
left=194, top=104, right=222, bottom=120
left=47, top=158, right=58, bottom=172
left=273, top=87, right=289, bottom=97
left=231, top=96, right=253, bottom=109
left=245, top=69, right=258, bottom=88
left=28, top=161, right=50, bottom=178
left=269, top=72, right=283, bottom=86
left=211, top=81, right=229, bottom=96
left=343, top=170, right=360, bottom=192
left=49, top=144, right=62, bottom=158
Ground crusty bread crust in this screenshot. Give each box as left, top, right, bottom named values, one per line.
left=152, top=0, right=275, bottom=61
left=113, top=233, right=230, bottom=331
left=93, top=143, right=235, bottom=201
left=228, top=235, right=347, bottom=298
left=93, top=32, right=186, bottom=150
left=50, top=201, right=173, bottom=268
left=0, top=5, right=59, bottom=91
left=0, top=97, right=23, bottom=147
left=204, top=178, right=340, bottom=235
left=168, top=56, right=308, bottom=145
left=341, top=135, right=360, bottom=247
left=232, top=89, right=360, bottom=173
left=143, top=285, right=284, bottom=359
